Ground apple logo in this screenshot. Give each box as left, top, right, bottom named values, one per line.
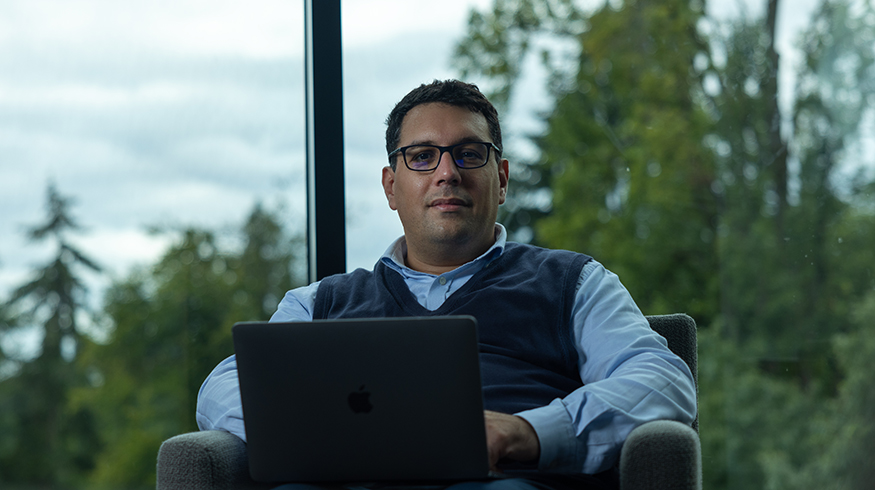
left=347, top=385, right=373, bottom=414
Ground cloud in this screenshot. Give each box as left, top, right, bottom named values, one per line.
left=0, top=52, right=307, bottom=304
left=0, top=0, right=304, bottom=60
left=3, top=0, right=829, bottom=304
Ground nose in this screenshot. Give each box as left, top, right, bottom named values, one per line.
left=433, top=149, right=461, bottom=185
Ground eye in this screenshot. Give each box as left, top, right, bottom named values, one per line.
left=407, top=146, right=436, bottom=163
left=454, top=143, right=487, bottom=165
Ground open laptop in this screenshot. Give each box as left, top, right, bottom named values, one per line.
left=232, top=316, right=491, bottom=484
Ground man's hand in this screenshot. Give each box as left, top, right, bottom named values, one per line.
left=483, top=410, right=540, bottom=472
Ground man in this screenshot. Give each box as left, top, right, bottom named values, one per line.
left=197, top=80, right=697, bottom=490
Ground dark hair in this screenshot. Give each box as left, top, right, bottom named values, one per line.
left=385, top=79, right=502, bottom=170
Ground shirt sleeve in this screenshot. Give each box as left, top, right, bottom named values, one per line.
left=195, top=282, right=321, bottom=440
left=515, top=260, right=698, bottom=474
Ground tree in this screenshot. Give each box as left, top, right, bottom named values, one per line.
left=228, top=203, right=300, bottom=324
left=455, top=0, right=875, bottom=488
left=78, top=229, right=236, bottom=488
left=454, top=0, right=587, bottom=245
left=75, top=204, right=300, bottom=489
left=454, top=0, right=585, bottom=111
left=456, top=0, right=719, bottom=323
left=0, top=183, right=102, bottom=487
left=538, top=0, right=718, bottom=323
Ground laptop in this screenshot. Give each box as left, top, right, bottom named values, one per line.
left=232, top=316, right=491, bottom=484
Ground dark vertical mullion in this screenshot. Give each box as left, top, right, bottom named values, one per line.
left=305, top=0, right=346, bottom=282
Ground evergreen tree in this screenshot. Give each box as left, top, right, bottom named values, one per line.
left=537, top=0, right=718, bottom=323
left=455, top=0, right=875, bottom=488
left=80, top=229, right=235, bottom=488
left=0, top=183, right=101, bottom=487
left=76, top=204, right=300, bottom=488
left=702, top=0, right=792, bottom=348
left=456, top=0, right=719, bottom=322
left=454, top=0, right=587, bottom=244
left=229, top=203, right=300, bottom=322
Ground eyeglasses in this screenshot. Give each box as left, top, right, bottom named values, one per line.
left=388, top=141, right=502, bottom=172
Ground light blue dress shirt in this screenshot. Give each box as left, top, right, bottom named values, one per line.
left=196, top=224, right=697, bottom=475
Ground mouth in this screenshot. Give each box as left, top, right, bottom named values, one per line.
left=428, top=197, right=470, bottom=211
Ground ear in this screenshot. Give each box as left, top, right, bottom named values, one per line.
left=382, top=166, right=398, bottom=210
left=498, top=158, right=509, bottom=205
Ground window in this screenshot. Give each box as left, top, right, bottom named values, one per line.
left=1, top=0, right=872, bottom=488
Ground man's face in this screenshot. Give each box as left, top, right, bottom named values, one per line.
left=382, top=102, right=508, bottom=254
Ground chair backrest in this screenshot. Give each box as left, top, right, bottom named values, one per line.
left=646, top=313, right=698, bottom=431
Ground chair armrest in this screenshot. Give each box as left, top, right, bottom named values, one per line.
left=619, top=420, right=702, bottom=490
left=157, top=430, right=272, bottom=490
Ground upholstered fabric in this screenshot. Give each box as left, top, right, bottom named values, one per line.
left=157, top=430, right=270, bottom=490
left=645, top=313, right=699, bottom=432
left=156, top=314, right=701, bottom=490
left=619, top=420, right=701, bottom=490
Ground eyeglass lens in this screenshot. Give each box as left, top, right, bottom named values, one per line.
left=404, top=143, right=490, bottom=171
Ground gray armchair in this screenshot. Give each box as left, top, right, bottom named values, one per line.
left=157, top=314, right=701, bottom=490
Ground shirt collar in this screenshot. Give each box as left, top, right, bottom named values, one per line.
left=381, top=223, right=507, bottom=277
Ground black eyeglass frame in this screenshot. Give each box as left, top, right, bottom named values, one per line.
left=387, top=141, right=502, bottom=172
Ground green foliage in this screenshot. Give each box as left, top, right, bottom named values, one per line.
left=454, top=0, right=585, bottom=110
left=537, top=0, right=718, bottom=324
left=697, top=322, right=843, bottom=489
left=457, top=0, right=719, bottom=322
left=0, top=183, right=102, bottom=488
left=705, top=291, right=875, bottom=490
left=1, top=195, right=301, bottom=488
left=457, top=0, right=875, bottom=488
left=453, top=0, right=588, bottom=245
left=0, top=1, right=872, bottom=487
left=709, top=0, right=875, bottom=359
left=71, top=204, right=301, bottom=489
left=825, top=292, right=875, bottom=489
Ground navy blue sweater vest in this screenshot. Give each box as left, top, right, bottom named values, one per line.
left=313, top=242, right=592, bottom=414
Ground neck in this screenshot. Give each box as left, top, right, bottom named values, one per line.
left=403, top=229, right=496, bottom=275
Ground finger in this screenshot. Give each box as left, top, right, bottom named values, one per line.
left=483, top=411, right=540, bottom=465
left=485, top=415, right=511, bottom=469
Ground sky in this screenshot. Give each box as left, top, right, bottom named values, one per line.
left=0, top=0, right=847, bottom=341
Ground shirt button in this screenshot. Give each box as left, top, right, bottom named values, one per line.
left=439, top=277, right=447, bottom=286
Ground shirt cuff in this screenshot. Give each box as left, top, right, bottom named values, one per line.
left=516, top=398, right=581, bottom=472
